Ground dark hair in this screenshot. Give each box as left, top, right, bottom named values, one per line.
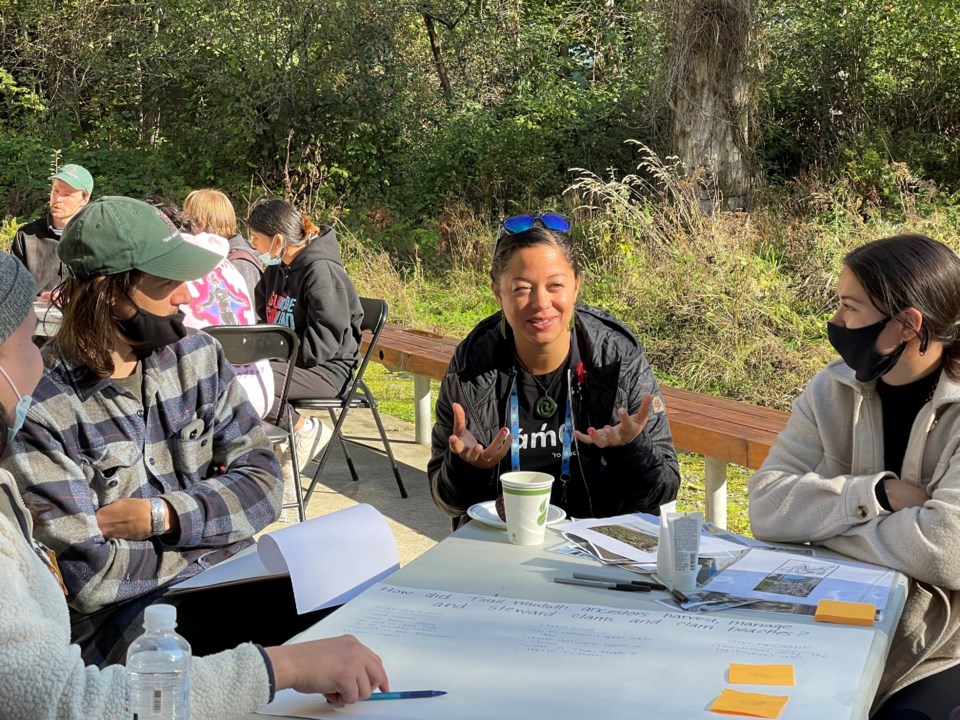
left=247, top=199, right=320, bottom=248
left=845, top=233, right=960, bottom=380
left=490, top=226, right=579, bottom=284
left=52, top=271, right=145, bottom=378
left=141, top=195, right=196, bottom=233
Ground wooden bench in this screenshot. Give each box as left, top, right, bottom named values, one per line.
left=362, top=323, right=790, bottom=528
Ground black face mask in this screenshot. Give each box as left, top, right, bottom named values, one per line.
left=827, top=317, right=907, bottom=382
left=117, top=307, right=187, bottom=359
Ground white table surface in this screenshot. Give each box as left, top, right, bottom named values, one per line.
left=242, top=520, right=907, bottom=720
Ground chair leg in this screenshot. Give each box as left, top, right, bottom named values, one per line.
left=302, top=409, right=351, bottom=505
left=286, top=414, right=306, bottom=523
left=370, top=402, right=408, bottom=498
left=329, top=409, right=360, bottom=482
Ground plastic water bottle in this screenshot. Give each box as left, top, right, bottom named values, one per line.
left=126, top=604, right=191, bottom=719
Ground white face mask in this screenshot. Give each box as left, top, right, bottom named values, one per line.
left=0, top=365, right=31, bottom=444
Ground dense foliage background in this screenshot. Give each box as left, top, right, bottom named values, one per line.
left=2, top=0, right=960, bottom=413
left=4, top=1, right=959, bottom=216
left=4, top=0, right=960, bottom=531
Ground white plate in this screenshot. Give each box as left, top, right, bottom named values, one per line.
left=466, top=500, right=567, bottom=529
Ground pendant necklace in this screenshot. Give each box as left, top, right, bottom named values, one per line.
left=518, top=358, right=565, bottom=419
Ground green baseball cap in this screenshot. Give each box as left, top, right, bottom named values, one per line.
left=59, top=196, right=222, bottom=281
left=49, top=164, right=94, bottom=195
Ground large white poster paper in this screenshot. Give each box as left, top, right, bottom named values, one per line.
left=258, top=583, right=877, bottom=719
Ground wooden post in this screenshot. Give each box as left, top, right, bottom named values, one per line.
left=704, top=456, right=728, bottom=529
left=414, top=374, right=432, bottom=445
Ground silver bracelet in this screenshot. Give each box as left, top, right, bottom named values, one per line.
left=149, top=497, right=167, bottom=537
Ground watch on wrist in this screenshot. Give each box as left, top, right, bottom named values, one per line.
left=149, top=498, right=168, bottom=537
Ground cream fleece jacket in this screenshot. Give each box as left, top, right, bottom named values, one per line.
left=0, top=468, right=271, bottom=719
left=748, top=360, right=960, bottom=705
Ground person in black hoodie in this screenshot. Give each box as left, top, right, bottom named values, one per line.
left=249, top=199, right=363, bottom=469
left=428, top=214, right=680, bottom=526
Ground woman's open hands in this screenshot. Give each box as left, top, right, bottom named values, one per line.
left=574, top=395, right=653, bottom=449
left=448, top=402, right=510, bottom=470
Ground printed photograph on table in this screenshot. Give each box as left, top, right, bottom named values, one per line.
left=753, top=559, right=837, bottom=598
left=700, top=548, right=895, bottom=609
left=590, top=524, right=659, bottom=552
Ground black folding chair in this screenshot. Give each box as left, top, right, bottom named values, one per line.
left=203, top=324, right=306, bottom=523
left=293, top=297, right=408, bottom=505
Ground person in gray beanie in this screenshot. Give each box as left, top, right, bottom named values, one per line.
left=0, top=253, right=36, bottom=335
left=0, top=249, right=389, bottom=720
left=0, top=253, right=39, bottom=453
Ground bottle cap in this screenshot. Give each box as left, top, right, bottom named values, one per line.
left=143, top=603, right=177, bottom=631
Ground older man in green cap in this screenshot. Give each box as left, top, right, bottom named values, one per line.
left=12, top=163, right=94, bottom=295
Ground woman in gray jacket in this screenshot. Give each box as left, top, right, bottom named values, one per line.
left=0, top=252, right=388, bottom=718
left=748, top=233, right=960, bottom=720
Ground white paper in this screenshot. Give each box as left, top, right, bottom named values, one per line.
left=700, top=548, right=895, bottom=609
left=257, top=689, right=418, bottom=720
left=167, top=543, right=282, bottom=592
left=168, top=504, right=400, bottom=614
left=258, top=504, right=400, bottom=613
left=258, top=583, right=878, bottom=719
left=563, top=512, right=744, bottom=565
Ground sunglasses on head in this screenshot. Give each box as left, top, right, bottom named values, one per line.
left=496, top=213, right=572, bottom=241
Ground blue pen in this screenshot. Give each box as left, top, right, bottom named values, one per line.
left=364, top=690, right=447, bottom=701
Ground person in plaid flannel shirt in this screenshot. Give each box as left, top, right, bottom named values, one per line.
left=2, top=197, right=285, bottom=666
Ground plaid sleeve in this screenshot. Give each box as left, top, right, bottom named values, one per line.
left=160, top=339, right=283, bottom=547
left=3, top=336, right=282, bottom=615
left=3, top=410, right=199, bottom=614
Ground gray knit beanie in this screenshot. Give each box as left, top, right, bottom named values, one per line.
left=0, top=254, right=37, bottom=344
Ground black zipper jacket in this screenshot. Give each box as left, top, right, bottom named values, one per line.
left=428, top=303, right=680, bottom=522
left=254, top=226, right=362, bottom=391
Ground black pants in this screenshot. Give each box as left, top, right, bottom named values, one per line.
left=268, top=362, right=342, bottom=425
left=72, top=576, right=335, bottom=667
left=165, top=576, right=336, bottom=656
left=872, top=664, right=960, bottom=720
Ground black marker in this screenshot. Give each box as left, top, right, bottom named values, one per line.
left=670, top=588, right=691, bottom=604
left=573, top=572, right=668, bottom=591
left=554, top=577, right=652, bottom=593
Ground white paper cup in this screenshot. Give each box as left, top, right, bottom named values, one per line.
left=500, top=471, right=555, bottom=545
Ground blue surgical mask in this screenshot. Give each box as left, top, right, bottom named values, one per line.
left=0, top=365, right=32, bottom=443
left=259, top=251, right=282, bottom=267
left=258, top=235, right=284, bottom=266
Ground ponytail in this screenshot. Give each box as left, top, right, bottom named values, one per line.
left=301, top=215, right=320, bottom=239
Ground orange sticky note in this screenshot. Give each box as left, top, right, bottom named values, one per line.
left=728, top=663, right=795, bottom=686
left=815, top=599, right=876, bottom=626
left=709, top=689, right=790, bottom=718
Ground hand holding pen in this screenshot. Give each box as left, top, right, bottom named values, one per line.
left=264, top=634, right=388, bottom=705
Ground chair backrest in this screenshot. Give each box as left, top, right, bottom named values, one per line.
left=204, top=324, right=299, bottom=425
left=359, top=297, right=388, bottom=337
left=347, top=297, right=388, bottom=401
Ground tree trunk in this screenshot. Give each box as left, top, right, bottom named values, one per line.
left=668, top=0, right=754, bottom=212
left=422, top=13, right=453, bottom=108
